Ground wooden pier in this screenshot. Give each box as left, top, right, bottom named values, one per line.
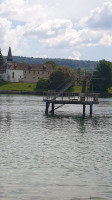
left=43, top=91, right=99, bottom=116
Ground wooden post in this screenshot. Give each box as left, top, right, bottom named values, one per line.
left=90, top=104, right=93, bottom=116
left=45, top=102, right=49, bottom=115
left=52, top=103, right=54, bottom=115
left=83, top=104, right=85, bottom=116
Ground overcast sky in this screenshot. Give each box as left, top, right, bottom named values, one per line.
left=0, top=0, right=112, bottom=61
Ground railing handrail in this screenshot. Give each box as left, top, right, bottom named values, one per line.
left=43, top=92, right=99, bottom=102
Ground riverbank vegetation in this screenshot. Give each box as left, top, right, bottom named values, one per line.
left=91, top=60, right=112, bottom=92
left=0, top=59, right=112, bottom=97
left=35, top=60, right=112, bottom=96
left=0, top=80, right=36, bottom=91
left=90, top=60, right=112, bottom=96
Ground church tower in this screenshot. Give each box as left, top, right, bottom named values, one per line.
left=7, top=46, right=13, bottom=63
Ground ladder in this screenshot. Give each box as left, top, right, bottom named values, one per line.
left=52, top=76, right=75, bottom=100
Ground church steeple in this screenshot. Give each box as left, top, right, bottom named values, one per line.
left=7, top=46, right=13, bottom=62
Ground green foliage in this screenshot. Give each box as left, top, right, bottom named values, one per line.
left=91, top=60, right=112, bottom=92
left=68, top=85, right=81, bottom=93
left=44, top=60, right=57, bottom=69
left=48, top=66, right=75, bottom=90
left=108, top=87, right=112, bottom=95
left=74, top=68, right=88, bottom=75
left=35, top=78, right=48, bottom=91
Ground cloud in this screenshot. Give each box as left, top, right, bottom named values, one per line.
left=0, top=0, right=112, bottom=59
left=24, top=19, right=110, bottom=50
left=79, top=2, right=112, bottom=29
left=0, top=16, right=27, bottom=55
left=0, top=0, right=48, bottom=23
left=0, top=17, right=12, bottom=48
left=0, top=0, right=107, bottom=25
left=25, top=18, right=73, bottom=38
left=23, top=1, right=112, bottom=51
left=24, top=19, right=78, bottom=50
left=68, top=51, right=81, bottom=60
left=34, top=54, right=48, bottom=58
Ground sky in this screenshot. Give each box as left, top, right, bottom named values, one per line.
left=0, top=0, right=112, bottom=61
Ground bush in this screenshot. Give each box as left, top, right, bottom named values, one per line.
left=35, top=78, right=48, bottom=91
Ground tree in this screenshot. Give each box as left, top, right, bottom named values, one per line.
left=0, top=49, right=5, bottom=67
left=48, top=66, right=75, bottom=90
left=35, top=78, right=48, bottom=91
left=91, top=60, right=112, bottom=92
left=44, top=60, right=57, bottom=69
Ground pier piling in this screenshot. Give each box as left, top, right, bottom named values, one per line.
left=90, top=104, right=93, bottom=116
left=45, top=102, right=49, bottom=115
left=83, top=104, right=86, bottom=116
left=52, top=103, right=54, bottom=115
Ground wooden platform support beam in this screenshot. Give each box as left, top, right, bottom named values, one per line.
left=83, top=104, right=86, bottom=116
left=90, top=104, right=93, bottom=116
left=45, top=102, right=49, bottom=115
left=52, top=103, right=54, bottom=115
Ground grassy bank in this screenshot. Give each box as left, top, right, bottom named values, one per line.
left=68, top=85, right=82, bottom=93
left=0, top=80, right=36, bottom=91
left=0, top=80, right=82, bottom=93
left=0, top=80, right=112, bottom=97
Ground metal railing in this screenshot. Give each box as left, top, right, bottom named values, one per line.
left=43, top=92, right=99, bottom=103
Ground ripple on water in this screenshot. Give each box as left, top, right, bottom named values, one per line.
left=0, top=95, right=112, bottom=200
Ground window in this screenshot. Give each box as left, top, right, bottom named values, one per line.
left=12, top=72, right=14, bottom=78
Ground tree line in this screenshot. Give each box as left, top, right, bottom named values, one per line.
left=90, top=60, right=112, bottom=93
left=3, top=56, right=98, bottom=71
left=36, top=60, right=112, bottom=94
left=1, top=52, right=112, bottom=94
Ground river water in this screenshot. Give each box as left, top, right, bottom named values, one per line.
left=0, top=95, right=112, bottom=200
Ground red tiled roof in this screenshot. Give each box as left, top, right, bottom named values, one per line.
left=9, top=63, right=52, bottom=71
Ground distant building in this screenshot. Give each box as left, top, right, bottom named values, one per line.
left=0, top=47, right=53, bottom=83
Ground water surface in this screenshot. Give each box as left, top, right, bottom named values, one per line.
left=0, top=95, right=112, bottom=200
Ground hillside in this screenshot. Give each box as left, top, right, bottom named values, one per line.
left=3, top=56, right=98, bottom=71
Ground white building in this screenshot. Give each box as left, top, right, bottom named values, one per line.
left=1, top=47, right=53, bottom=83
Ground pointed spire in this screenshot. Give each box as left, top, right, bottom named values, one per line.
left=7, top=46, right=13, bottom=62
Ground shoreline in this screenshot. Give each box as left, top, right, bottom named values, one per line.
left=0, top=90, right=112, bottom=98
left=0, top=90, right=43, bottom=95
